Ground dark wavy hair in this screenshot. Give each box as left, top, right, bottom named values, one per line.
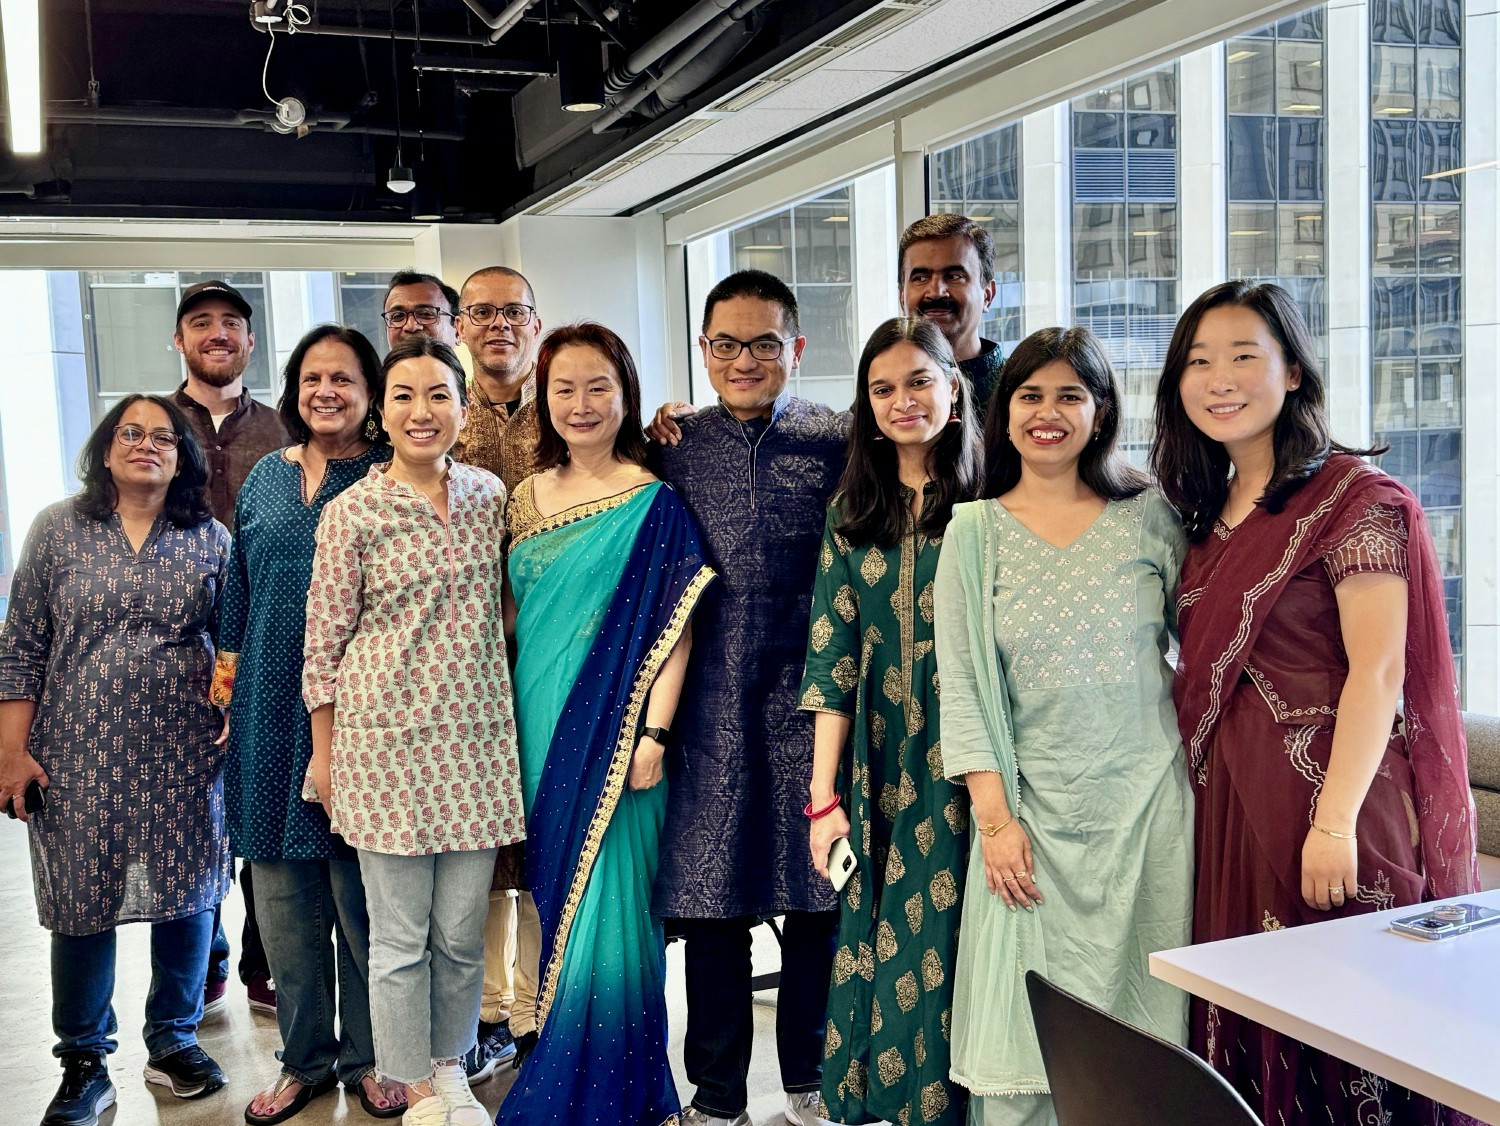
left=534, top=323, right=649, bottom=472
left=385, top=269, right=459, bottom=315
left=701, top=269, right=800, bottom=337
left=1150, top=280, right=1376, bottom=541
left=74, top=394, right=213, bottom=527
left=380, top=335, right=469, bottom=408
left=981, top=325, right=1146, bottom=501
left=836, top=318, right=981, bottom=547
left=277, top=324, right=386, bottom=445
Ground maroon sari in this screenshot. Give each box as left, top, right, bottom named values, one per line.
left=1175, top=454, right=1477, bottom=1126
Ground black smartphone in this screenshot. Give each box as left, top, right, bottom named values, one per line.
left=4, top=779, right=45, bottom=819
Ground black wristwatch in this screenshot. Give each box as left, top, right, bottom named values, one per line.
left=639, top=725, right=671, bottom=746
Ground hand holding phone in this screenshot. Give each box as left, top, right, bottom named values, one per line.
left=4, top=779, right=46, bottom=820
left=827, top=836, right=857, bottom=892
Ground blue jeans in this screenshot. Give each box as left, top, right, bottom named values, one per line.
left=253, top=857, right=375, bottom=1086
left=52, top=908, right=213, bottom=1061
left=357, top=848, right=494, bottom=1084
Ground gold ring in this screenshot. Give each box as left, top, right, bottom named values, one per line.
left=1329, top=885, right=1344, bottom=892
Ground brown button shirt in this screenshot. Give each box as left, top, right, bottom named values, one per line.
left=171, top=385, right=291, bottom=528
left=452, top=370, right=541, bottom=494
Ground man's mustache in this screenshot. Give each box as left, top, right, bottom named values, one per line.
left=918, top=297, right=960, bottom=316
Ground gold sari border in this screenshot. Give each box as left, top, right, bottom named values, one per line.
left=534, top=561, right=717, bottom=1029
left=509, top=482, right=653, bottom=548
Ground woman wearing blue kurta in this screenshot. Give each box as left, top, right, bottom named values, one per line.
left=496, top=323, right=713, bottom=1126
left=213, top=325, right=404, bottom=1126
left=933, top=327, right=1193, bottom=1126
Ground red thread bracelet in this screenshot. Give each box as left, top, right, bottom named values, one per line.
left=804, top=795, right=842, bottom=820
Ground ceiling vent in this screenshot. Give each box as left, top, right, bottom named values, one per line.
left=821, top=5, right=920, bottom=51
left=716, top=79, right=784, bottom=112
left=534, top=182, right=596, bottom=213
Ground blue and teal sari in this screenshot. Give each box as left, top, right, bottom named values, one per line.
left=496, top=478, right=713, bottom=1126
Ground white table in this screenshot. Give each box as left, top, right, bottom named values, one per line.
left=1150, top=889, right=1500, bottom=1125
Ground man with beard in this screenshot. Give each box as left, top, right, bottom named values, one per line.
left=169, top=280, right=289, bottom=1021
left=381, top=269, right=461, bottom=352
left=897, top=212, right=1005, bottom=414
left=451, top=265, right=544, bottom=1082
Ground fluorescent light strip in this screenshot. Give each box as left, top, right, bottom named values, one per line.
left=1, top=0, right=42, bottom=154
left=1423, top=159, right=1500, bottom=180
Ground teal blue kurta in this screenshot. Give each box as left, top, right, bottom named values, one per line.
left=934, top=492, right=1193, bottom=1124
left=799, top=497, right=969, bottom=1126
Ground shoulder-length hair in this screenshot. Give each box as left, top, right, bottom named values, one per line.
left=75, top=394, right=213, bottom=527
left=277, top=324, right=386, bottom=445
left=1150, top=280, right=1375, bottom=541
left=380, top=335, right=469, bottom=407
left=835, top=317, right=981, bottom=547
left=533, top=322, right=650, bottom=472
left=980, top=325, right=1146, bottom=501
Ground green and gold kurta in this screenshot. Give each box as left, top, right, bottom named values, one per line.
left=799, top=494, right=969, bottom=1126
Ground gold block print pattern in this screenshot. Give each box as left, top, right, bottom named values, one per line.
left=876, top=919, right=899, bottom=962
left=832, top=944, right=857, bottom=986
left=885, top=843, right=906, bottom=884
left=914, top=1028, right=926, bottom=1067
left=860, top=545, right=889, bottom=586
left=905, top=892, right=925, bottom=934
left=870, top=997, right=884, bottom=1033
left=914, top=816, right=936, bottom=856
left=833, top=584, right=859, bottom=623
left=920, top=1081, right=950, bottom=1123
left=921, top=947, right=945, bottom=991
left=825, top=1019, right=842, bottom=1058
left=856, top=941, right=875, bottom=981
left=810, top=614, right=834, bottom=653
left=832, top=655, right=859, bottom=692
left=800, top=682, right=825, bottom=709
left=877, top=1047, right=907, bottom=1087
left=895, top=971, right=919, bottom=1012
left=929, top=869, right=958, bottom=911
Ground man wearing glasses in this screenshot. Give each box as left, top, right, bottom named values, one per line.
left=380, top=270, right=460, bottom=352
left=452, top=266, right=543, bottom=493
left=653, top=270, right=847, bottom=1126
left=450, top=265, right=544, bottom=1082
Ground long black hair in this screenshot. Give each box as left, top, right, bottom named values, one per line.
left=980, top=325, right=1146, bottom=501
left=75, top=394, right=213, bottom=527
left=1150, top=280, right=1376, bottom=541
left=834, top=317, right=981, bottom=547
left=277, top=324, right=386, bottom=445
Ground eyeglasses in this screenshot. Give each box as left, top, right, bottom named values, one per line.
left=114, top=425, right=181, bottom=451
left=461, top=302, right=536, bottom=327
left=380, top=306, right=454, bottom=328
left=704, top=336, right=796, bottom=361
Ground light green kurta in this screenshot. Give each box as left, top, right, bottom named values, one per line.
left=934, top=492, right=1193, bottom=1124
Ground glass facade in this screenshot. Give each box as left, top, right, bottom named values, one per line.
left=1225, top=12, right=1328, bottom=358
left=1368, top=0, right=1465, bottom=669
left=927, top=126, right=1024, bottom=352
left=1069, top=65, right=1181, bottom=460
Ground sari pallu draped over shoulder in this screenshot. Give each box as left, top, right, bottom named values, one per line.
left=1174, top=454, right=1477, bottom=901
left=498, top=480, right=714, bottom=1126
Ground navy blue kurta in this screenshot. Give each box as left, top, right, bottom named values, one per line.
left=653, top=393, right=850, bottom=918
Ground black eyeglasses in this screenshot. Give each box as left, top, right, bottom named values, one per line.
left=381, top=306, right=454, bottom=327
left=114, top=425, right=181, bottom=451
left=461, top=302, right=536, bottom=327
left=704, top=336, right=796, bottom=361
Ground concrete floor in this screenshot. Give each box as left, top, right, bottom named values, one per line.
left=0, top=819, right=806, bottom=1126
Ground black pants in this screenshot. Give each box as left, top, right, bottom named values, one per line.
left=208, top=862, right=270, bottom=985
left=677, top=911, right=839, bottom=1118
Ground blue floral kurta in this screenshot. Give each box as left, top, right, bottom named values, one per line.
left=220, top=446, right=389, bottom=861
left=0, top=502, right=231, bottom=936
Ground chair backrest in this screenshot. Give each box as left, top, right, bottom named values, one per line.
left=1025, top=970, right=1262, bottom=1126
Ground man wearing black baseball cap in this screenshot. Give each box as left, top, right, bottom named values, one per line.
left=169, top=280, right=290, bottom=527
left=170, top=279, right=290, bottom=1026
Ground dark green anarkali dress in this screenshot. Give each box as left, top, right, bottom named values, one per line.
left=799, top=495, right=969, bottom=1126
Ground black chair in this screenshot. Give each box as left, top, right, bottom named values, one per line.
left=1024, top=970, right=1262, bottom=1125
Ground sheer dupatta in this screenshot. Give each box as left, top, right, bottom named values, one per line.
left=1174, top=454, right=1477, bottom=900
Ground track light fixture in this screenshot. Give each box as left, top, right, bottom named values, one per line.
left=557, top=24, right=606, bottom=113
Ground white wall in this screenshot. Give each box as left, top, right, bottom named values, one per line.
left=0, top=271, right=69, bottom=565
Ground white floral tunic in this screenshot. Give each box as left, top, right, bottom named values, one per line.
left=302, top=461, right=524, bottom=856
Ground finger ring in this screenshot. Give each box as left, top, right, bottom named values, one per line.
left=1329, top=884, right=1344, bottom=891
left=1002, top=874, right=1018, bottom=883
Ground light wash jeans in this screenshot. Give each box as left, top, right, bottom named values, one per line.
left=357, top=848, right=495, bottom=1084
left=252, top=856, right=374, bottom=1086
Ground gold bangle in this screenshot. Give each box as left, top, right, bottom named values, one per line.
left=1312, top=822, right=1357, bottom=840
left=981, top=816, right=1013, bottom=838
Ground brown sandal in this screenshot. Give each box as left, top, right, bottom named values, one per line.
left=243, top=1072, right=338, bottom=1125
left=349, top=1071, right=407, bottom=1120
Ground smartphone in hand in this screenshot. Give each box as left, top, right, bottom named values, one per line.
left=4, top=779, right=46, bottom=820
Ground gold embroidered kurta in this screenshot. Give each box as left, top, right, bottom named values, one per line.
left=453, top=370, right=541, bottom=493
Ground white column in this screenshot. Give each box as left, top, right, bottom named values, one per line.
left=1020, top=105, right=1071, bottom=332
left=0, top=271, right=68, bottom=568
left=1178, top=44, right=1227, bottom=303
left=1463, top=0, right=1500, bottom=711
left=1324, top=0, right=1373, bottom=447
left=854, top=164, right=898, bottom=347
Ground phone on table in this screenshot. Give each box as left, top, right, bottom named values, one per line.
left=4, top=779, right=46, bottom=820
left=827, top=836, right=856, bottom=893
left=1389, top=902, right=1500, bottom=941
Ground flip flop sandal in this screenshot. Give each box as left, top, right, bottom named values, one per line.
left=243, top=1072, right=338, bottom=1126
left=350, top=1072, right=407, bottom=1119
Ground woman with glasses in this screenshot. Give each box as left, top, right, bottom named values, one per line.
left=214, top=325, right=406, bottom=1124
left=0, top=395, right=233, bottom=1124
left=495, top=322, right=713, bottom=1126
left=799, top=317, right=980, bottom=1126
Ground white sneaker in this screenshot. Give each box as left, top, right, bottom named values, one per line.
left=681, top=1108, right=752, bottom=1126
left=402, top=1093, right=449, bottom=1126
left=433, top=1061, right=489, bottom=1126
left=785, top=1090, right=828, bottom=1125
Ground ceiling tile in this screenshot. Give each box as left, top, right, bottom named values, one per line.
left=751, top=68, right=909, bottom=112
left=826, top=0, right=1057, bottom=73
left=668, top=108, right=822, bottom=155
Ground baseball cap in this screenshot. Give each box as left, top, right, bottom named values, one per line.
left=176, top=280, right=253, bottom=323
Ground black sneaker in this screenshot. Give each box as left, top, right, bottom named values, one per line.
left=143, top=1044, right=226, bottom=1099
left=480, top=1020, right=516, bottom=1064
left=462, top=1028, right=509, bottom=1085
left=42, top=1054, right=116, bottom=1126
